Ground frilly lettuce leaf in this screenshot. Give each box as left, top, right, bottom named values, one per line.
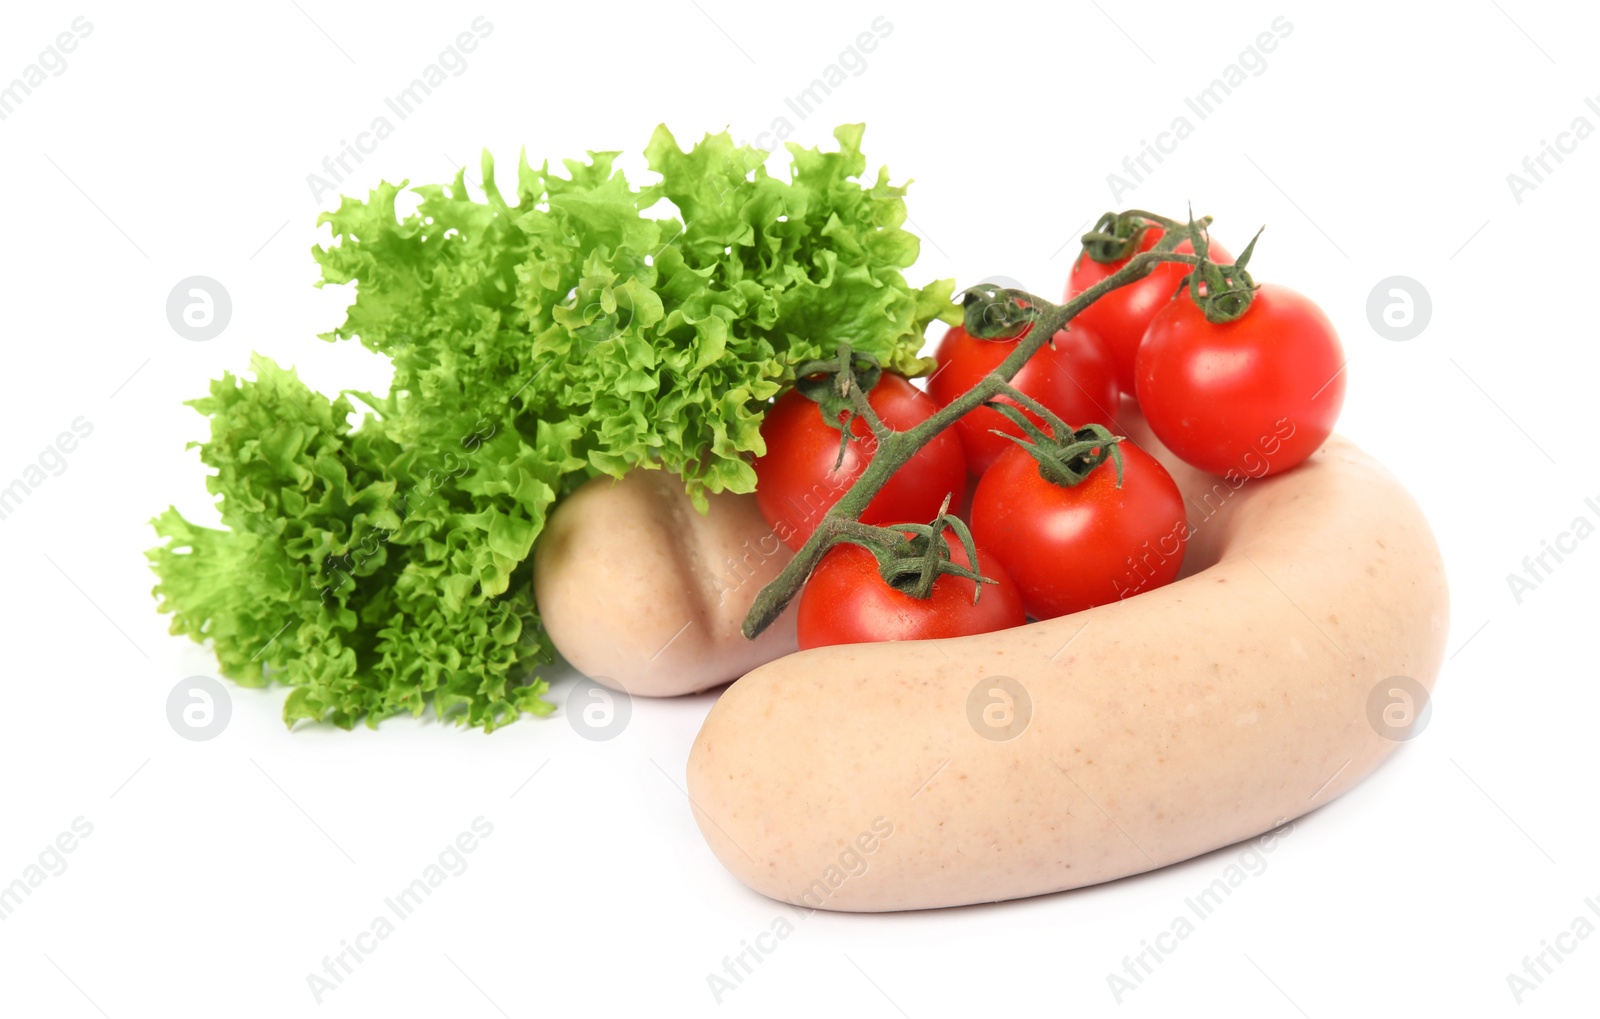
left=148, top=124, right=955, bottom=730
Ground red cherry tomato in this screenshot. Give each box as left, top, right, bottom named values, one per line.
left=796, top=531, right=1025, bottom=648
left=1067, top=224, right=1232, bottom=395
left=927, top=324, right=1118, bottom=475
left=754, top=375, right=967, bottom=551
left=969, top=439, right=1186, bottom=619
left=1134, top=283, right=1345, bottom=478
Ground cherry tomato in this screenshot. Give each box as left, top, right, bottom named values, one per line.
left=1134, top=283, right=1345, bottom=478
left=926, top=324, right=1118, bottom=475
left=969, top=439, right=1186, bottom=619
left=1067, top=225, right=1232, bottom=395
left=796, top=531, right=1025, bottom=648
left=754, top=374, right=967, bottom=551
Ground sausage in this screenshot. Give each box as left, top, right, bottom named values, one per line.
left=684, top=407, right=1448, bottom=910
left=534, top=470, right=799, bottom=698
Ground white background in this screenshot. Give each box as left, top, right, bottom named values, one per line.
left=1, top=1, right=1596, bottom=1016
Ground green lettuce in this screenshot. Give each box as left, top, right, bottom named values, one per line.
left=148, top=124, right=956, bottom=730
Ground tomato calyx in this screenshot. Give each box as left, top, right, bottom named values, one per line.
left=1177, top=214, right=1264, bottom=324
left=984, top=392, right=1125, bottom=490
left=792, top=344, right=887, bottom=468
left=827, top=495, right=996, bottom=603
left=960, top=283, right=1038, bottom=340
left=1079, top=209, right=1211, bottom=265
left=1080, top=210, right=1160, bottom=264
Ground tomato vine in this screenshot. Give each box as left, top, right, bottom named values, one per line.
left=741, top=209, right=1246, bottom=640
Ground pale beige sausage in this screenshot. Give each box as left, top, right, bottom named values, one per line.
left=685, top=414, right=1448, bottom=911
left=534, top=470, right=798, bottom=698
